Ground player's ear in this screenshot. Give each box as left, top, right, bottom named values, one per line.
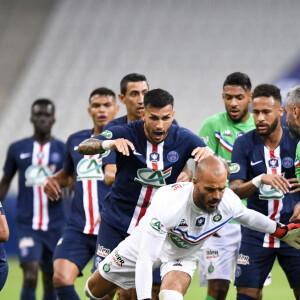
left=172, top=109, right=175, bottom=119
left=293, top=105, right=300, bottom=119
left=118, top=94, right=126, bottom=104
left=192, top=177, right=197, bottom=186
left=279, top=106, right=284, bottom=117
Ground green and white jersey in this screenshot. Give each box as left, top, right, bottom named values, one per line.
left=295, top=141, right=300, bottom=182
left=199, top=112, right=255, bottom=221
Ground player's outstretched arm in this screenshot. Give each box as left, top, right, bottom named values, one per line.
left=78, top=138, right=135, bottom=156
left=272, top=223, right=300, bottom=249
left=44, top=169, right=73, bottom=201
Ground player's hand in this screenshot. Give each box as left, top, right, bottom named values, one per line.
left=110, top=138, right=135, bottom=156
left=261, top=174, right=291, bottom=194
left=288, top=178, right=300, bottom=194
left=177, top=170, right=192, bottom=182
left=290, top=202, right=300, bottom=223
left=44, top=177, right=62, bottom=201
left=272, top=222, right=300, bottom=249
left=192, top=146, right=214, bottom=162
left=94, top=214, right=101, bottom=227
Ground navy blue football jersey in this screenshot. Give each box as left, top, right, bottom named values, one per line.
left=229, top=127, right=300, bottom=248
left=3, top=137, right=65, bottom=231
left=96, top=120, right=206, bottom=234
left=64, top=129, right=114, bottom=235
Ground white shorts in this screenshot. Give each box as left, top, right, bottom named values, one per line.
left=198, top=223, right=241, bottom=286
left=98, top=247, right=197, bottom=289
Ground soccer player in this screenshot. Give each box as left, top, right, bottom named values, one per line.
left=198, top=72, right=255, bottom=300
left=285, top=85, right=300, bottom=222
left=229, top=84, right=300, bottom=300
left=43, top=88, right=119, bottom=300
left=0, top=99, right=65, bottom=300
left=0, top=201, right=9, bottom=291
left=83, top=156, right=300, bottom=300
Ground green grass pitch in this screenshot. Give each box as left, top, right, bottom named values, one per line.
left=0, top=257, right=294, bottom=299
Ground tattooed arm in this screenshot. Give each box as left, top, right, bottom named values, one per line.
left=78, top=137, right=135, bottom=156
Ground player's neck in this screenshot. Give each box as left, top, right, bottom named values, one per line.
left=260, top=126, right=283, bottom=151
left=33, top=133, right=52, bottom=144
left=93, top=126, right=104, bottom=136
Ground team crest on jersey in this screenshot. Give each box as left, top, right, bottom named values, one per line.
left=196, top=217, right=205, bottom=226
left=224, top=129, right=232, bottom=136
left=103, top=263, right=111, bottom=273
left=235, top=265, right=242, bottom=277
left=134, top=167, right=172, bottom=187
left=50, top=152, right=61, bottom=163
left=150, top=218, right=164, bottom=232
left=213, top=212, right=222, bottom=222
left=259, top=183, right=284, bottom=200
left=268, top=158, right=279, bottom=169
left=25, top=165, right=56, bottom=186
left=282, top=157, right=293, bottom=168
left=76, top=156, right=104, bottom=181
left=100, top=130, right=113, bottom=139
left=228, top=162, right=240, bottom=174
left=149, top=152, right=160, bottom=162
left=167, top=151, right=179, bottom=162
left=208, top=263, right=214, bottom=273
left=236, top=131, right=244, bottom=138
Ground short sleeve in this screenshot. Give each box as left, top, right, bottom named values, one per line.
left=3, top=144, right=17, bottom=177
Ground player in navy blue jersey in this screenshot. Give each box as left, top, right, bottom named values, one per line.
left=229, top=84, right=300, bottom=300
left=44, top=87, right=119, bottom=300
left=100, top=74, right=190, bottom=300
left=0, top=99, right=65, bottom=300
left=78, top=88, right=213, bottom=299
left=0, top=202, right=9, bottom=292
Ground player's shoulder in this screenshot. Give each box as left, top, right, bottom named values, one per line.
left=202, top=112, right=228, bottom=125
left=8, top=137, right=33, bottom=150
left=104, top=115, right=127, bottom=129
left=51, top=137, right=65, bottom=147
left=68, top=129, right=92, bottom=140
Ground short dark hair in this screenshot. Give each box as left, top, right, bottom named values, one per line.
left=120, top=73, right=148, bottom=95
left=223, top=72, right=252, bottom=91
left=252, top=84, right=282, bottom=104
left=31, top=98, right=55, bottom=113
left=89, top=87, right=115, bottom=102
left=144, top=88, right=174, bottom=109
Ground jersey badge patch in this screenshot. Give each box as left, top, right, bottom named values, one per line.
left=150, top=218, right=164, bottom=232
left=179, top=219, right=188, bottom=227
left=268, top=158, right=279, bottom=169
left=208, top=263, right=214, bottom=273
left=235, top=265, right=242, bottom=277
left=50, top=152, right=61, bottom=163
left=282, top=157, right=293, bottom=168
left=103, top=263, right=111, bottom=272
left=202, top=136, right=209, bottom=144
left=150, top=152, right=160, bottom=162
left=213, top=212, right=222, bottom=222
left=224, top=129, right=232, bottom=136
left=196, top=217, right=205, bottom=226
left=77, top=156, right=104, bottom=181
left=228, top=162, right=240, bottom=173
left=134, top=167, right=172, bottom=187
left=167, top=151, right=179, bottom=162
left=100, top=130, right=113, bottom=139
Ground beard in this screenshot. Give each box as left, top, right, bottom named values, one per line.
left=257, top=117, right=279, bottom=136
left=287, top=114, right=300, bottom=139
left=226, top=106, right=249, bottom=123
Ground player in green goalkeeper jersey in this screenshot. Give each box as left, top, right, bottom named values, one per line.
left=285, top=85, right=300, bottom=223
left=198, top=72, right=257, bottom=300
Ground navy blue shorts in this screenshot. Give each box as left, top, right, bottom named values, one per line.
left=0, top=259, right=8, bottom=291
left=53, top=228, right=97, bottom=274
left=16, top=224, right=62, bottom=273
left=235, top=242, right=300, bottom=288
left=93, top=219, right=162, bottom=284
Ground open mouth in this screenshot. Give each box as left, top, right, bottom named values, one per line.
left=98, top=116, right=107, bottom=122
left=153, top=131, right=164, bottom=140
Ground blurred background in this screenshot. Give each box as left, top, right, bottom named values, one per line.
left=1, top=0, right=300, bottom=254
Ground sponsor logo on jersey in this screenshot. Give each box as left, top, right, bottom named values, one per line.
left=100, top=130, right=113, bottom=139
left=259, top=183, right=284, bottom=200
left=202, top=136, right=209, bottom=144
left=133, top=150, right=142, bottom=156
left=167, top=151, right=179, bottom=162
left=179, top=219, right=188, bottom=227
left=171, top=183, right=189, bottom=190
left=213, top=213, right=222, bottom=222
left=50, top=152, right=61, bottom=163
left=103, top=263, right=110, bottom=272
left=57, top=238, right=63, bottom=246
left=208, top=263, right=214, bottom=273
left=282, top=157, right=293, bottom=168
left=20, top=152, right=31, bottom=159
left=149, top=152, right=160, bottom=162
left=268, top=158, right=279, bottom=169
left=169, top=234, right=193, bottom=249
left=236, top=131, right=244, bottom=138
left=134, top=167, right=172, bottom=187
left=25, top=165, right=56, bottom=186
left=196, top=217, right=205, bottom=227
left=76, top=156, right=104, bottom=181
left=228, top=162, right=240, bottom=173
left=237, top=253, right=250, bottom=265
left=250, top=160, right=263, bottom=166
left=150, top=218, right=164, bottom=232
left=112, top=251, right=125, bottom=267
left=224, top=129, right=232, bottom=136
left=97, top=245, right=110, bottom=257
left=206, top=250, right=219, bottom=259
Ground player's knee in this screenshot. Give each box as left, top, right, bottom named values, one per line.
left=22, top=263, right=39, bottom=287
left=159, top=289, right=183, bottom=300
left=84, top=278, right=105, bottom=300
left=53, top=269, right=73, bottom=287
left=237, top=293, right=258, bottom=300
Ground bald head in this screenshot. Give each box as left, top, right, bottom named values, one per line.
left=195, top=156, right=228, bottom=180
